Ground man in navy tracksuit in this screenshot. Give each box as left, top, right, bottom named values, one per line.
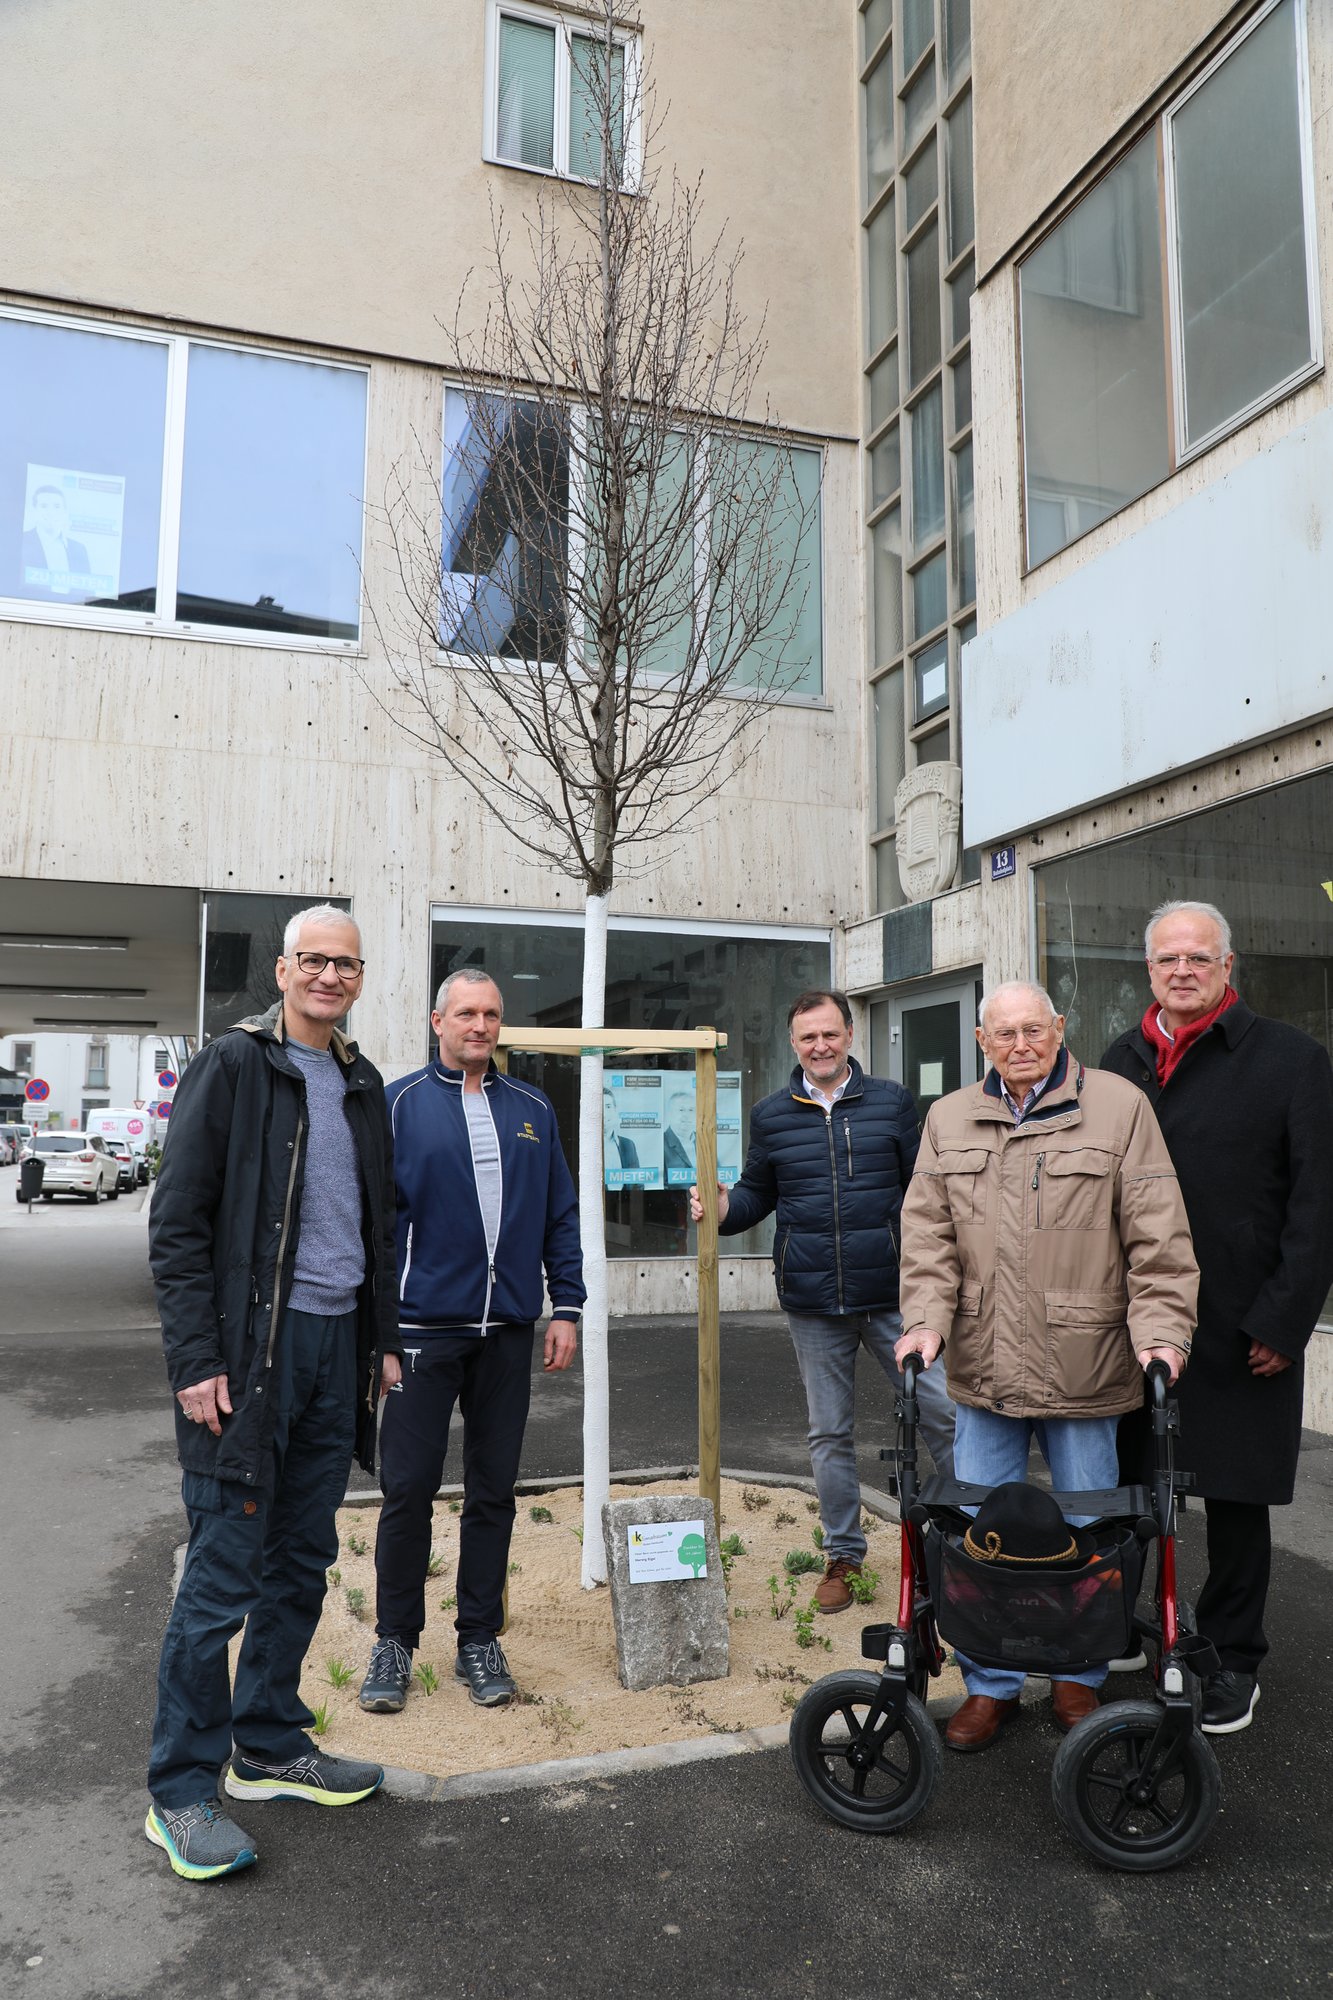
left=359, top=968, right=585, bottom=1712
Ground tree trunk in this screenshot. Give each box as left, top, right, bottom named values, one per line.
left=578, top=890, right=611, bottom=1587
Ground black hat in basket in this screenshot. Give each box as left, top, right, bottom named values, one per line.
left=962, top=1482, right=1092, bottom=1568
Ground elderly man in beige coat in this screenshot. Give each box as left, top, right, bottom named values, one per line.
left=895, top=980, right=1198, bottom=1753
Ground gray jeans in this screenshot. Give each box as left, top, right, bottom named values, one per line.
left=786, top=1308, right=957, bottom=1567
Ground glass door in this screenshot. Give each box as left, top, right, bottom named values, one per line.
left=868, top=975, right=981, bottom=1122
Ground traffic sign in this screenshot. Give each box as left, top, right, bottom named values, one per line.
left=157, top=1070, right=177, bottom=1090
left=157, top=1101, right=173, bottom=1120
left=24, top=1078, right=49, bottom=1102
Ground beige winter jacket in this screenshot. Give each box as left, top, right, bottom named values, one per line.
left=900, top=1051, right=1197, bottom=1420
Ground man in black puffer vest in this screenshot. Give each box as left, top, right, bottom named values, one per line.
left=692, top=989, right=955, bottom=1611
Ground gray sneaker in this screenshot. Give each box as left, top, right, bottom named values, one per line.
left=224, top=1746, right=383, bottom=1805
left=455, top=1639, right=517, bottom=1706
left=145, top=1798, right=257, bottom=1880
left=360, top=1635, right=413, bottom=1713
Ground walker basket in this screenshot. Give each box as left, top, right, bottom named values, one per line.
left=923, top=1525, right=1145, bottom=1675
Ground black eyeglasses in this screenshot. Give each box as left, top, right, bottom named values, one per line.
left=291, top=952, right=365, bottom=978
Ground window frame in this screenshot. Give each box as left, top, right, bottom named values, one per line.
left=483, top=0, right=644, bottom=192
left=437, top=383, right=828, bottom=707
left=0, top=303, right=369, bottom=653
left=1017, top=0, right=1322, bottom=573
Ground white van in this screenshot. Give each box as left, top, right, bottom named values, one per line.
left=88, top=1108, right=158, bottom=1182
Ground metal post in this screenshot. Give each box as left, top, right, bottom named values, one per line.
left=694, top=1040, right=721, bottom=1529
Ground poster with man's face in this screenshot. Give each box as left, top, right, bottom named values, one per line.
left=21, top=464, right=124, bottom=602
left=603, top=1072, right=662, bottom=1189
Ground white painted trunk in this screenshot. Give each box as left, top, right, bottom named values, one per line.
left=578, top=890, right=611, bottom=1587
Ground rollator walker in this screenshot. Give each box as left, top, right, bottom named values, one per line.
left=788, top=1356, right=1222, bottom=1871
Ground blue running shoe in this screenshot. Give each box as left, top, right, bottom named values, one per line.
left=224, top=1746, right=383, bottom=1805
left=144, top=1798, right=257, bottom=1880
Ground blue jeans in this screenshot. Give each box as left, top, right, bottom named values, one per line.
left=148, top=1307, right=356, bottom=1808
left=786, top=1309, right=956, bottom=1568
left=952, top=1402, right=1119, bottom=1699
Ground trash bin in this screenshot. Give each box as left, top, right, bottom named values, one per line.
left=19, top=1155, right=44, bottom=1202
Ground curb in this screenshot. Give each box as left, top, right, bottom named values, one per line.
left=343, top=1465, right=902, bottom=1525
left=377, top=1723, right=792, bottom=1803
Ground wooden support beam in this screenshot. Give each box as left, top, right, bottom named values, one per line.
left=694, top=1041, right=721, bottom=1531
left=497, top=1026, right=728, bottom=1055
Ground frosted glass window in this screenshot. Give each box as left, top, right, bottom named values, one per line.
left=1171, top=0, right=1314, bottom=447
left=1020, top=133, right=1169, bottom=565
left=902, top=64, right=936, bottom=156
left=862, top=0, right=892, bottom=60
left=947, top=93, right=974, bottom=259
left=864, top=52, right=895, bottom=203
left=953, top=440, right=975, bottom=607
left=910, top=381, right=945, bottom=551
left=720, top=444, right=823, bottom=698
left=869, top=349, right=898, bottom=431
left=870, top=422, right=900, bottom=509
left=945, top=0, right=971, bottom=89
left=874, top=667, right=906, bottom=825
left=902, top=0, right=934, bottom=75
left=906, top=222, right=941, bottom=388
left=570, top=33, right=625, bottom=181
left=912, top=552, right=946, bottom=642
left=867, top=197, right=897, bottom=355
left=496, top=16, right=556, bottom=169
left=904, top=141, right=938, bottom=231
left=875, top=837, right=907, bottom=911
left=915, top=720, right=950, bottom=764
left=950, top=258, right=974, bottom=345
left=872, top=505, right=903, bottom=663
left=952, top=351, right=972, bottom=433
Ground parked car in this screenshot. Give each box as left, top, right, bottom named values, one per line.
left=104, top=1137, right=138, bottom=1193
left=19, top=1131, right=120, bottom=1203
left=0, top=1124, right=22, bottom=1165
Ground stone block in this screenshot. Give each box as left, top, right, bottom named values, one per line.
left=602, top=1495, right=730, bottom=1692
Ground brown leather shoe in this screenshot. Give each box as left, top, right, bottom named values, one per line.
left=945, top=1694, right=1022, bottom=1753
left=1051, top=1682, right=1099, bottom=1733
left=814, top=1557, right=861, bottom=1613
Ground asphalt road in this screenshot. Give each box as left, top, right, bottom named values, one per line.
left=2, top=1208, right=1330, bottom=1999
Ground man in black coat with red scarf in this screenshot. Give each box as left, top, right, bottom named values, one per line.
left=1103, top=899, right=1333, bottom=1734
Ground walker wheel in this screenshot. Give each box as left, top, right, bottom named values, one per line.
left=789, top=1671, right=941, bottom=1834
left=1052, top=1699, right=1220, bottom=1872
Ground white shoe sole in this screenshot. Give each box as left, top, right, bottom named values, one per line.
left=224, top=1768, right=382, bottom=1805
left=1201, top=1682, right=1260, bottom=1735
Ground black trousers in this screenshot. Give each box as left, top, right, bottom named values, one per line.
left=375, top=1328, right=534, bottom=1649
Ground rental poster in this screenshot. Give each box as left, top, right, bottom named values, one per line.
left=604, top=1070, right=742, bottom=1190
left=22, top=464, right=124, bottom=602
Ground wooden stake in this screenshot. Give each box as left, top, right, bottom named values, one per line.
left=694, top=1041, right=721, bottom=1530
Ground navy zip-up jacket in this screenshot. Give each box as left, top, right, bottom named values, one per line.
left=720, top=1058, right=920, bottom=1315
left=386, top=1060, right=585, bottom=1332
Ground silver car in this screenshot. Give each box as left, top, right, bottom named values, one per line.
left=24, top=1132, right=121, bottom=1202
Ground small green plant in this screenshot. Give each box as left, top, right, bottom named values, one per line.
left=805, top=1498, right=820, bottom=1516
left=570, top=1525, right=584, bottom=1544
left=448, top=1498, right=461, bottom=1514
left=325, top=1657, right=354, bottom=1689
left=345, top=1531, right=368, bottom=1557
left=732, top=1604, right=750, bottom=1620
left=719, top=1532, right=746, bottom=1558
left=793, top=1602, right=832, bottom=1651
left=754, top=1662, right=811, bottom=1685
left=538, top=1697, right=585, bottom=1745
left=767, top=1574, right=797, bottom=1620
left=508, top=1560, right=522, bottom=1576
left=811, top=1524, right=825, bottom=1550
left=774, top=1508, right=797, bottom=1527
left=529, top=1504, right=554, bottom=1523
left=345, top=1586, right=366, bottom=1620
left=780, top=1688, right=801, bottom=1712
left=413, top=1661, right=440, bottom=1695
left=846, top=1566, right=881, bottom=1607
left=425, top=1548, right=445, bottom=1578
left=311, top=1701, right=330, bottom=1736
left=326, top=1565, right=341, bottom=1588
left=783, top=1547, right=822, bottom=1577
left=440, top=1593, right=457, bottom=1611
left=741, top=1487, right=771, bottom=1513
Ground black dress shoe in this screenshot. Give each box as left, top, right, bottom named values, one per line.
left=1201, top=1670, right=1260, bottom=1734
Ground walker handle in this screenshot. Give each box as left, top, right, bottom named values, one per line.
left=1146, top=1358, right=1172, bottom=1408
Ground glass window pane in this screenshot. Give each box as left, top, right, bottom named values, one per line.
left=947, top=92, right=974, bottom=259
left=913, top=633, right=948, bottom=718
left=902, top=0, right=934, bottom=74
left=1172, top=0, right=1312, bottom=447
left=440, top=388, right=569, bottom=661
left=870, top=421, right=900, bottom=508
left=874, top=667, right=906, bottom=825
left=2, top=317, right=167, bottom=612
left=875, top=836, right=907, bottom=911
left=871, top=504, right=903, bottom=662
left=866, top=196, right=897, bottom=355
left=910, top=380, right=945, bottom=551
left=911, top=551, right=946, bottom=641
left=1019, top=132, right=1169, bottom=565
left=177, top=347, right=366, bottom=639
left=952, top=439, right=975, bottom=607
left=904, top=139, right=938, bottom=231
left=497, top=15, right=556, bottom=168
left=719, top=443, right=822, bottom=698
left=945, top=0, right=971, bottom=87
left=862, top=0, right=893, bottom=60
left=902, top=63, right=936, bottom=156
left=868, top=348, right=898, bottom=430
left=864, top=51, right=895, bottom=204
left=203, top=891, right=350, bottom=1043
left=915, top=720, right=950, bottom=763
left=570, top=33, right=625, bottom=181
left=950, top=257, right=974, bottom=345
left=592, top=423, right=695, bottom=679
left=906, top=221, right=941, bottom=389
left=952, top=350, right=972, bottom=432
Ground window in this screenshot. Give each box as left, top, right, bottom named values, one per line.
left=486, top=2, right=640, bottom=188
left=429, top=909, right=831, bottom=1259
left=85, top=1040, right=108, bottom=1088
left=1020, top=0, right=1319, bottom=566
left=0, top=309, right=367, bottom=643
left=910, top=382, right=945, bottom=550
left=913, top=635, right=948, bottom=720
left=906, top=222, right=941, bottom=389
left=12, top=1041, right=34, bottom=1075
left=864, top=49, right=895, bottom=203
left=867, top=197, right=897, bottom=356
left=440, top=389, right=823, bottom=699
left=911, top=550, right=946, bottom=641
left=153, top=1047, right=170, bottom=1073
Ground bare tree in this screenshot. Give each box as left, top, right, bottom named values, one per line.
left=369, top=3, right=820, bottom=1584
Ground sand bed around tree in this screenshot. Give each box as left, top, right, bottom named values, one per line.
left=304, top=1476, right=964, bottom=1781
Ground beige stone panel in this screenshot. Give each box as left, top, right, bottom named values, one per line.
left=969, top=271, right=1023, bottom=627
left=0, top=0, right=859, bottom=439
left=973, top=0, right=1238, bottom=277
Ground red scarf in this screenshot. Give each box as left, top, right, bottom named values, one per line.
left=1140, top=985, right=1239, bottom=1086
